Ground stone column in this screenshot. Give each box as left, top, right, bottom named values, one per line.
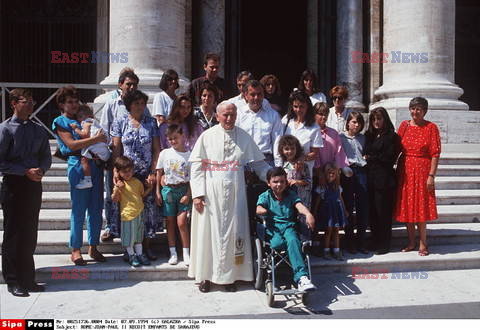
left=95, top=0, right=188, bottom=103
left=373, top=0, right=468, bottom=111
left=194, top=0, right=225, bottom=77
left=337, top=0, right=365, bottom=111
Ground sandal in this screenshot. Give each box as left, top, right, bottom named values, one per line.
left=71, top=255, right=87, bottom=266
left=199, top=280, right=211, bottom=293
left=88, top=247, right=107, bottom=262
left=401, top=245, right=416, bottom=252
left=418, top=246, right=429, bottom=256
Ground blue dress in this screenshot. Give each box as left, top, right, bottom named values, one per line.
left=111, top=114, right=163, bottom=237
left=318, top=184, right=348, bottom=230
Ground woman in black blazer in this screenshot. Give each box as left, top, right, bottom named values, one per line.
left=365, top=107, right=399, bottom=255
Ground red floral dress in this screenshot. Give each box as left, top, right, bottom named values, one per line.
left=394, top=120, right=441, bottom=222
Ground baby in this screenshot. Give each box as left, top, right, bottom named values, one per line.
left=70, top=104, right=111, bottom=189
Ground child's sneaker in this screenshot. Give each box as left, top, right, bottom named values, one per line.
left=297, top=276, right=316, bottom=292
left=168, top=254, right=178, bottom=265
left=128, top=254, right=141, bottom=267
left=333, top=250, right=344, bottom=261
left=138, top=254, right=151, bottom=266
left=75, top=177, right=93, bottom=189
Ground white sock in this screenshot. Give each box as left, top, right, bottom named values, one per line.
left=183, top=248, right=190, bottom=258
left=126, top=246, right=134, bottom=256
left=134, top=243, right=143, bottom=255
left=333, top=248, right=340, bottom=253
left=169, top=247, right=177, bottom=256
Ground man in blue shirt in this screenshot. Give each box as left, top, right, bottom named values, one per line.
left=257, top=167, right=316, bottom=292
left=0, top=89, right=52, bottom=297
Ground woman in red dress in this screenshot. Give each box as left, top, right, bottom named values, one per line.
left=395, top=97, right=441, bottom=256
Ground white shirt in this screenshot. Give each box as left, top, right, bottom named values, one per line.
left=274, top=116, right=323, bottom=176
left=227, top=94, right=271, bottom=111
left=310, top=92, right=327, bottom=106
left=152, top=91, right=174, bottom=118
left=156, top=147, right=191, bottom=184
left=326, top=106, right=353, bottom=133
left=236, top=102, right=283, bottom=155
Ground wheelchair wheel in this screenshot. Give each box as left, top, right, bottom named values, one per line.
left=302, top=292, right=312, bottom=306
left=253, top=238, right=264, bottom=290
left=266, top=281, right=274, bottom=307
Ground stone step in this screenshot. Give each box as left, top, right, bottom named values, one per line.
left=40, top=176, right=70, bottom=192
left=1, top=243, right=479, bottom=283
left=439, top=154, right=480, bottom=165
left=435, top=176, right=480, bottom=189
left=436, top=165, right=480, bottom=176
left=46, top=163, right=68, bottom=176
left=1, top=202, right=478, bottom=229
left=1, top=223, right=479, bottom=255
left=436, top=190, right=480, bottom=205
left=436, top=204, right=480, bottom=223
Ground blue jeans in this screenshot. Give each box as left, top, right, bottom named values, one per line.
left=69, top=158, right=104, bottom=249
left=341, top=166, right=369, bottom=248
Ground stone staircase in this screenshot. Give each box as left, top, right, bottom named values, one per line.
left=0, top=141, right=479, bottom=282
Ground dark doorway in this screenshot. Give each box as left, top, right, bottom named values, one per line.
left=226, top=0, right=307, bottom=100
left=0, top=0, right=98, bottom=126
left=456, top=0, right=480, bottom=110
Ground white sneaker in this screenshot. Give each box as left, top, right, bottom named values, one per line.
left=76, top=178, right=93, bottom=189
left=168, top=254, right=178, bottom=265
left=183, top=253, right=190, bottom=266
left=298, top=276, right=316, bottom=292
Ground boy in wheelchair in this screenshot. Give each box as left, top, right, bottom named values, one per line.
left=256, top=167, right=316, bottom=292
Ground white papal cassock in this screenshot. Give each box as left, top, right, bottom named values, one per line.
left=188, top=124, right=269, bottom=284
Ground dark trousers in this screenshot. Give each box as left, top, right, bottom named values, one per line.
left=1, top=175, right=42, bottom=287
left=369, top=188, right=394, bottom=250
left=341, top=166, right=369, bottom=248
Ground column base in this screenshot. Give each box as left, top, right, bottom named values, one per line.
left=386, top=108, right=480, bottom=144
left=372, top=79, right=469, bottom=111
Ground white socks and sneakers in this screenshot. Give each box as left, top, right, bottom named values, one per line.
left=298, top=276, right=316, bottom=292
left=76, top=176, right=93, bottom=189
left=168, top=247, right=190, bottom=266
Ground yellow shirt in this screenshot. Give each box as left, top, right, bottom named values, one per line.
left=118, top=177, right=144, bottom=221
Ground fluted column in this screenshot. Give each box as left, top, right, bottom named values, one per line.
left=194, top=0, right=225, bottom=76
left=373, top=0, right=468, bottom=111
left=337, top=0, right=365, bottom=111
left=95, top=0, right=188, bottom=102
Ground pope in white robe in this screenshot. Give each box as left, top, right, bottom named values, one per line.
left=188, top=102, right=270, bottom=290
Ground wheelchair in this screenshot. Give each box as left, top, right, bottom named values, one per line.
left=252, top=216, right=314, bottom=307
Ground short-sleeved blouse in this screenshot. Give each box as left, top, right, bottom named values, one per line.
left=111, top=114, right=159, bottom=178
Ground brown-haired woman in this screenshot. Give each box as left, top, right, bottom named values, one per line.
left=327, top=86, right=353, bottom=133
left=52, top=86, right=107, bottom=265
left=260, top=74, right=285, bottom=114
left=394, top=97, right=441, bottom=256
left=365, top=107, right=399, bottom=255
left=158, top=94, right=204, bottom=151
